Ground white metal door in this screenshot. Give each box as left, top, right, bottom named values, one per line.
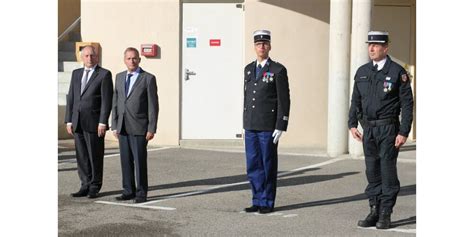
left=182, top=3, right=244, bottom=139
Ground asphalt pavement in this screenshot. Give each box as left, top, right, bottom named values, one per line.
left=58, top=140, right=416, bottom=236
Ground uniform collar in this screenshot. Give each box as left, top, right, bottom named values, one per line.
left=372, top=57, right=387, bottom=71
left=255, top=58, right=269, bottom=68
left=373, top=55, right=393, bottom=74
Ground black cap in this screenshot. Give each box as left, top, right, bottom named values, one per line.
left=253, top=30, right=271, bottom=43
left=366, top=31, right=389, bottom=44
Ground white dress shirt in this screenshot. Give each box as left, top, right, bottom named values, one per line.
left=256, top=58, right=269, bottom=69
left=126, top=67, right=141, bottom=97
left=373, top=57, right=387, bottom=71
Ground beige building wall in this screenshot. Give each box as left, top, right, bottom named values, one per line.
left=79, top=0, right=414, bottom=149
left=58, top=0, right=80, bottom=36
left=81, top=0, right=181, bottom=146
left=245, top=0, right=330, bottom=149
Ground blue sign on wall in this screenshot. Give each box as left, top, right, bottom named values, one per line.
left=186, top=38, right=197, bottom=48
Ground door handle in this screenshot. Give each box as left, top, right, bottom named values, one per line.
left=184, top=68, right=196, bottom=81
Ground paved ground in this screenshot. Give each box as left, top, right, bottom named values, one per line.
left=58, top=140, right=416, bottom=236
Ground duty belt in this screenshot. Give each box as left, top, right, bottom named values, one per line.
left=363, top=117, right=398, bottom=127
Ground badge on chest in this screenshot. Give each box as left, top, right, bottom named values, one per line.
left=383, top=77, right=392, bottom=92
left=262, top=72, right=274, bottom=83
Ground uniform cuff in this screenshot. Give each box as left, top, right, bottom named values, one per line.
left=398, top=131, right=409, bottom=137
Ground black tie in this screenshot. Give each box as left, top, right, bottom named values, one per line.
left=372, top=64, right=378, bottom=71
left=125, top=73, right=133, bottom=96
left=256, top=64, right=262, bottom=80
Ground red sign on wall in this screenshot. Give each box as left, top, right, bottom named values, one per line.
left=209, top=39, right=221, bottom=46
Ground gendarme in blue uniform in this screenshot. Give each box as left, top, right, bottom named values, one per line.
left=243, top=30, right=290, bottom=214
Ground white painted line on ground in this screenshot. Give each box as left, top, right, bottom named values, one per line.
left=352, top=157, right=416, bottom=164
left=387, top=228, right=416, bottom=234
left=94, top=200, right=176, bottom=210
left=58, top=160, right=77, bottom=165
left=280, top=152, right=329, bottom=157
left=239, top=211, right=291, bottom=218
left=358, top=226, right=416, bottom=234
left=397, top=159, right=416, bottom=164
left=278, top=158, right=345, bottom=176
left=144, top=158, right=345, bottom=205
left=103, top=147, right=172, bottom=158
left=181, top=147, right=244, bottom=154
left=179, top=147, right=329, bottom=158
left=58, top=147, right=172, bottom=163
left=268, top=212, right=284, bottom=216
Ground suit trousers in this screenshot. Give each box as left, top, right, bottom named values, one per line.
left=245, top=130, right=278, bottom=208
left=362, top=123, right=400, bottom=212
left=118, top=129, right=148, bottom=199
left=73, top=126, right=104, bottom=193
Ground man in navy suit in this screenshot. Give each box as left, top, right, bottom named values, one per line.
left=242, top=30, right=290, bottom=214
left=112, top=47, right=159, bottom=204
left=65, top=45, right=113, bottom=198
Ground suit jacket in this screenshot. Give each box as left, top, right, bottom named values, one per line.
left=112, top=68, right=159, bottom=135
left=65, top=65, right=113, bottom=132
left=243, top=58, right=291, bottom=131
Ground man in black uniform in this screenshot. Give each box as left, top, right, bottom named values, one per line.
left=348, top=31, right=413, bottom=229
left=243, top=30, right=290, bottom=214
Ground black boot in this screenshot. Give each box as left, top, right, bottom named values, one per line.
left=376, top=210, right=391, bottom=229
left=357, top=205, right=379, bottom=227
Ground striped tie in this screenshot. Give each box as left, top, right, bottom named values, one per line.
left=81, top=69, right=91, bottom=94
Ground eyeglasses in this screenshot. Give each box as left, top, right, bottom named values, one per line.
left=254, top=42, right=270, bottom=47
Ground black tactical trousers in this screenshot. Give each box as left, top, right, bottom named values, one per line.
left=362, top=123, right=400, bottom=212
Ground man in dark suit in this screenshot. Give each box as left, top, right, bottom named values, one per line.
left=112, top=47, right=159, bottom=204
left=243, top=30, right=290, bottom=214
left=65, top=45, right=113, bottom=198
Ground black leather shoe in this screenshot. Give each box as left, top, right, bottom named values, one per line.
left=115, top=194, right=135, bottom=201
left=87, top=192, right=99, bottom=199
left=358, top=205, right=379, bottom=227
left=134, top=198, right=147, bottom=204
left=258, top=207, right=274, bottom=214
left=70, top=190, right=88, bottom=197
left=376, top=210, right=391, bottom=229
left=244, top=205, right=260, bottom=212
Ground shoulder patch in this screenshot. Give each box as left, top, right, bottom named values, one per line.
left=401, top=73, right=408, bottom=82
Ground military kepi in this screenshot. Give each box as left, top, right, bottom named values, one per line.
left=253, top=30, right=271, bottom=43
left=366, top=31, right=389, bottom=44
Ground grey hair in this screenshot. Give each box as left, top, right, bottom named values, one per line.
left=80, top=45, right=96, bottom=56
left=124, top=47, right=140, bottom=56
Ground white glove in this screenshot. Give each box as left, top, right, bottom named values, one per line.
left=272, top=129, right=283, bottom=144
